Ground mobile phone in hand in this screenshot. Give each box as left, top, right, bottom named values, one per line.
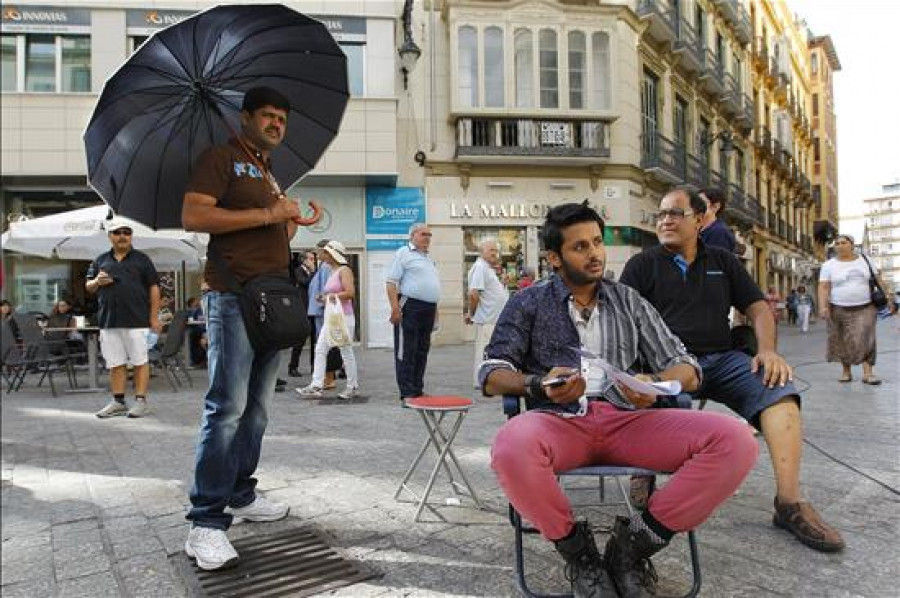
left=542, top=373, right=574, bottom=388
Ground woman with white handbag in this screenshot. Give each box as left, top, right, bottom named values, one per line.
left=297, top=241, right=360, bottom=399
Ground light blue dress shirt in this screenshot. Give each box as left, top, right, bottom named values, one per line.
left=385, top=243, right=441, bottom=303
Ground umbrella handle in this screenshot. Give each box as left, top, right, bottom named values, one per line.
left=292, top=200, right=323, bottom=226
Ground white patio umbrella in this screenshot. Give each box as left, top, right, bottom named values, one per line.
left=1, top=205, right=207, bottom=269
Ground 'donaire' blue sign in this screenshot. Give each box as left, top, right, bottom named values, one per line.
left=365, top=187, right=425, bottom=249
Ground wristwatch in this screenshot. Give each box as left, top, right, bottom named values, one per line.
left=649, top=374, right=662, bottom=383
left=523, top=374, right=547, bottom=402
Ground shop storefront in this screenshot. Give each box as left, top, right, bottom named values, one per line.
left=426, top=176, right=658, bottom=343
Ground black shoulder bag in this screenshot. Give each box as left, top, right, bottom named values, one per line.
left=206, top=137, right=310, bottom=353
left=860, top=254, right=888, bottom=309
left=209, top=246, right=309, bottom=353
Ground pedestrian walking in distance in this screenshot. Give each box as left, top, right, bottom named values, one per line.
left=465, top=238, right=508, bottom=388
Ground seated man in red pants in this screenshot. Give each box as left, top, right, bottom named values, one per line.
left=480, top=202, right=758, bottom=598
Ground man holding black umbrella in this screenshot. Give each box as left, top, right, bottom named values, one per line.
left=181, top=87, right=301, bottom=571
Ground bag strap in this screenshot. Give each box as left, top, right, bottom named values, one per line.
left=206, top=136, right=296, bottom=289
left=860, top=254, right=881, bottom=286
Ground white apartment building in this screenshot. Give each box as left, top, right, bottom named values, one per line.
left=863, top=182, right=900, bottom=291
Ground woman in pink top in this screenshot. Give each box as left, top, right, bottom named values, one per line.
left=297, top=241, right=360, bottom=399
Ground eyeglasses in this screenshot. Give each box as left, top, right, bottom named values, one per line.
left=110, top=229, right=133, bottom=236
left=656, top=208, right=696, bottom=222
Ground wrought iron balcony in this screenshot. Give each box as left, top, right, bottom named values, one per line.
left=756, top=125, right=773, bottom=158
left=673, top=18, right=703, bottom=73
left=637, top=0, right=676, bottom=44
left=717, top=1, right=752, bottom=45
left=753, top=37, right=769, bottom=68
left=721, top=73, right=742, bottom=114
left=724, top=183, right=763, bottom=227
left=735, top=93, right=755, bottom=131
left=456, top=117, right=611, bottom=160
left=699, top=49, right=725, bottom=95
left=686, top=153, right=711, bottom=188
left=641, top=131, right=686, bottom=183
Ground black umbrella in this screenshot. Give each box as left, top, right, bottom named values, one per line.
left=84, top=4, right=348, bottom=229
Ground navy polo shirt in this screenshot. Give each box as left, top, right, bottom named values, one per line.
left=86, top=249, right=159, bottom=329
left=699, top=218, right=736, bottom=253
left=619, top=242, right=764, bottom=354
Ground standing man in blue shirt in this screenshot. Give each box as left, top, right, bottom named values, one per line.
left=698, top=187, right=737, bottom=253
left=385, top=223, right=441, bottom=403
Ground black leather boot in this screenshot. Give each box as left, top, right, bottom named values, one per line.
left=553, top=520, right=614, bottom=598
left=603, top=516, right=666, bottom=598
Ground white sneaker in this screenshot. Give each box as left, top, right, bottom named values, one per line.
left=127, top=399, right=150, bottom=418
left=296, top=384, right=323, bottom=397
left=95, top=401, right=127, bottom=418
left=185, top=527, right=239, bottom=571
left=338, top=387, right=359, bottom=400
left=229, top=495, right=290, bottom=522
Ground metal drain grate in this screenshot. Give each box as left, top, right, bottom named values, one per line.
left=176, top=528, right=378, bottom=597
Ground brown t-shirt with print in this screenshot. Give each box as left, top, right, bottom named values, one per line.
left=187, top=139, right=290, bottom=291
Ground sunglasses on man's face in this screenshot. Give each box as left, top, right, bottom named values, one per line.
left=110, top=229, right=133, bottom=236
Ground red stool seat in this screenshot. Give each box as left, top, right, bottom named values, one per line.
left=406, top=395, right=473, bottom=410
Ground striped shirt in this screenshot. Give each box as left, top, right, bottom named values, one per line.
left=478, top=274, right=700, bottom=414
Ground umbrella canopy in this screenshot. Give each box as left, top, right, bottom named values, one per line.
left=84, top=4, right=349, bottom=229
left=1, top=205, right=207, bottom=269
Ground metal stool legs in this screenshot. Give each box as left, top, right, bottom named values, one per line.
left=395, top=407, right=484, bottom=521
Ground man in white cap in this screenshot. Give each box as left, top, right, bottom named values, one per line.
left=86, top=216, right=162, bottom=419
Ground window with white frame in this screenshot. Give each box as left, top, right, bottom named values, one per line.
left=514, top=28, right=534, bottom=108
left=484, top=26, right=504, bottom=107
left=539, top=28, right=558, bottom=109
left=455, top=24, right=613, bottom=112
left=458, top=26, right=479, bottom=107
left=591, top=32, right=611, bottom=110
left=568, top=31, right=585, bottom=109
left=2, top=33, right=91, bottom=93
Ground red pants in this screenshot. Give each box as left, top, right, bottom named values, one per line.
left=491, top=401, right=758, bottom=540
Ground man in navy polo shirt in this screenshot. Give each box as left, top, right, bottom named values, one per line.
left=620, top=186, right=844, bottom=553
left=698, top=186, right=736, bottom=253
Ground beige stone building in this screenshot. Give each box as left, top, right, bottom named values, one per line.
left=807, top=32, right=840, bottom=260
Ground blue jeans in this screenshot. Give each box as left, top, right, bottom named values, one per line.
left=187, top=292, right=282, bottom=530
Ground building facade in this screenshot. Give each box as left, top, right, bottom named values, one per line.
left=863, top=183, right=900, bottom=292
left=807, top=33, right=840, bottom=261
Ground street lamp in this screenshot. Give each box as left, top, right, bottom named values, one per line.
left=398, top=0, right=421, bottom=90
left=697, top=129, right=735, bottom=154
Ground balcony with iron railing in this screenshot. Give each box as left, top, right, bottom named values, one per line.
left=686, top=153, right=711, bottom=189
left=756, top=125, right=773, bottom=157
left=640, top=131, right=686, bottom=183
left=456, top=117, right=611, bottom=161
left=699, top=49, right=725, bottom=96
left=724, top=182, right=763, bottom=227
left=753, top=37, right=769, bottom=70
left=716, top=0, right=752, bottom=45
left=637, top=0, right=676, bottom=44
left=721, top=73, right=742, bottom=114
left=673, top=18, right=703, bottom=73
left=735, top=93, right=755, bottom=131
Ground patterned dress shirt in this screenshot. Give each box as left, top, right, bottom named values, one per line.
left=478, top=274, right=701, bottom=414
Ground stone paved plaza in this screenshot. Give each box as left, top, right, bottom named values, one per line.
left=2, top=319, right=898, bottom=597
